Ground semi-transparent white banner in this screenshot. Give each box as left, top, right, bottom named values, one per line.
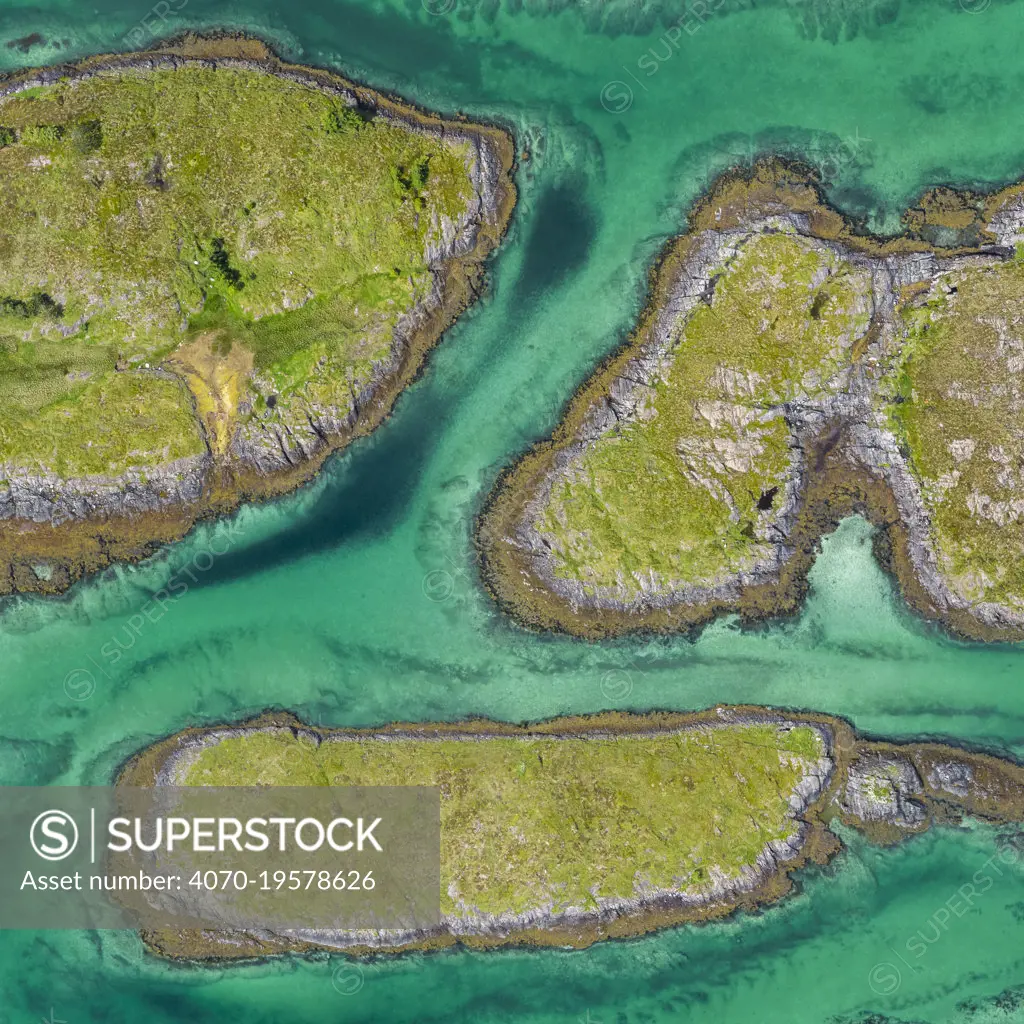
left=1, top=786, right=440, bottom=930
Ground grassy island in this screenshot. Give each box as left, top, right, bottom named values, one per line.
left=537, top=231, right=871, bottom=595
left=0, top=64, right=469, bottom=473
left=184, top=719, right=825, bottom=918
left=886, top=258, right=1024, bottom=615
left=478, top=162, right=1024, bottom=640
left=0, top=37, right=514, bottom=592
left=122, top=706, right=1024, bottom=960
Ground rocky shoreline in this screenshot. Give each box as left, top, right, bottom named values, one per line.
left=120, top=704, right=1024, bottom=961
left=0, top=34, right=517, bottom=595
left=477, top=161, right=1024, bottom=641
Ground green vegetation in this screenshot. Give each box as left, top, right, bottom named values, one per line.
left=885, top=262, right=1024, bottom=610
left=0, top=65, right=475, bottom=474
left=185, top=722, right=824, bottom=917
left=869, top=780, right=893, bottom=801
left=536, top=232, right=871, bottom=595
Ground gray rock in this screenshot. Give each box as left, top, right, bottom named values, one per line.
left=927, top=759, right=974, bottom=798
left=843, top=753, right=926, bottom=828
left=0, top=455, right=210, bottom=525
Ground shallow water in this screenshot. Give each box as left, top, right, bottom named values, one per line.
left=3, top=0, right=1024, bottom=1019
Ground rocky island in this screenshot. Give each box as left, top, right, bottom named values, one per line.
left=0, top=35, right=515, bottom=593
left=478, top=162, right=1024, bottom=640
left=121, top=705, right=1024, bottom=960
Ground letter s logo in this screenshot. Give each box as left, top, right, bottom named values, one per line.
left=30, top=810, right=79, bottom=861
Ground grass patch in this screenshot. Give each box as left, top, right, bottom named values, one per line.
left=884, top=261, right=1024, bottom=609
left=185, top=723, right=824, bottom=917
left=536, top=232, right=872, bottom=595
left=0, top=65, right=475, bottom=476
left=0, top=368, right=200, bottom=475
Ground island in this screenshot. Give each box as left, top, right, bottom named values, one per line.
left=0, top=35, right=515, bottom=593
left=478, top=162, right=1024, bottom=640
left=121, top=706, right=1024, bottom=960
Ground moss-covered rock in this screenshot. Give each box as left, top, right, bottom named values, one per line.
left=885, top=259, right=1024, bottom=613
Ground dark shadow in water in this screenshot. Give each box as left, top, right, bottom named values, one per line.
left=175, top=390, right=445, bottom=589
left=290, top=0, right=485, bottom=89
left=515, top=182, right=599, bottom=300
left=0, top=734, right=73, bottom=786
left=0, top=0, right=475, bottom=84
left=301, top=0, right=585, bottom=98
left=183, top=185, right=600, bottom=590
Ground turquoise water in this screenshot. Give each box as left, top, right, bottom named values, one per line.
left=4, top=0, right=1024, bottom=1019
